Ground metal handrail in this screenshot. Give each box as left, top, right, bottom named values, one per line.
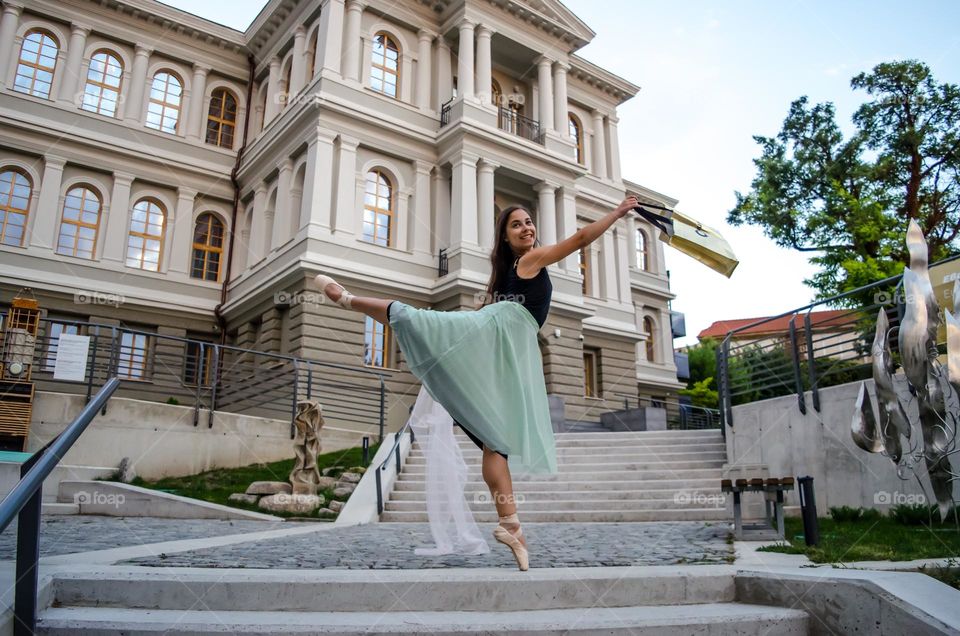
left=0, top=376, right=120, bottom=635
left=497, top=106, right=543, bottom=144
left=439, top=98, right=453, bottom=127
left=374, top=419, right=415, bottom=515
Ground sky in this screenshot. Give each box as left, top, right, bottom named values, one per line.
left=162, top=0, right=960, bottom=347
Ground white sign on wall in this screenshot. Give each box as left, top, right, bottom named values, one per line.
left=54, top=333, right=91, bottom=381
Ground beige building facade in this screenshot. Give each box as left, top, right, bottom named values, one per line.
left=0, top=0, right=683, bottom=432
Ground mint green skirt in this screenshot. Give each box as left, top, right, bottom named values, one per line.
left=389, top=301, right=558, bottom=475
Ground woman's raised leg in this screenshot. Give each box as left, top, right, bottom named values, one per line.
left=316, top=275, right=391, bottom=324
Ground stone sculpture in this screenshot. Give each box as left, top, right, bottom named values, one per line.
left=290, top=400, right=324, bottom=495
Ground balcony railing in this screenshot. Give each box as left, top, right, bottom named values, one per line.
left=498, top=106, right=543, bottom=145
left=439, top=99, right=453, bottom=127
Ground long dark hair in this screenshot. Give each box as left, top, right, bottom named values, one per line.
left=483, top=205, right=530, bottom=305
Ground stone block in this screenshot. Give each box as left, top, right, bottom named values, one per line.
left=228, top=493, right=260, bottom=505
left=257, top=493, right=324, bottom=514
left=246, top=481, right=292, bottom=495
left=339, top=472, right=362, bottom=484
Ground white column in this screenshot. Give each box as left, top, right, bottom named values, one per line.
left=476, top=158, right=497, bottom=251
left=456, top=20, right=474, bottom=101
left=248, top=184, right=270, bottom=264
left=342, top=0, right=364, bottom=82
left=290, top=26, right=307, bottom=95
left=101, top=171, right=133, bottom=262
left=435, top=37, right=453, bottom=108
left=0, top=3, right=23, bottom=88
left=124, top=44, right=152, bottom=124
left=30, top=156, right=66, bottom=250
left=316, top=0, right=345, bottom=77
left=397, top=188, right=412, bottom=250
left=615, top=224, right=631, bottom=302
left=271, top=158, right=294, bottom=250
left=450, top=152, right=478, bottom=247
left=299, top=129, right=337, bottom=230
left=57, top=23, right=90, bottom=105
left=474, top=24, right=492, bottom=105
left=553, top=61, right=569, bottom=135
left=607, top=115, right=622, bottom=182
left=558, top=186, right=578, bottom=272
left=185, top=64, right=210, bottom=141
left=591, top=110, right=607, bottom=179
left=415, top=30, right=432, bottom=110
left=411, top=160, right=432, bottom=253
left=536, top=56, right=554, bottom=132
left=600, top=231, right=616, bottom=299
left=332, top=135, right=358, bottom=234
left=432, top=166, right=450, bottom=252
left=169, top=187, right=197, bottom=274
left=534, top=181, right=557, bottom=248
left=263, top=57, right=281, bottom=124
left=625, top=213, right=637, bottom=269
left=659, top=307, right=672, bottom=365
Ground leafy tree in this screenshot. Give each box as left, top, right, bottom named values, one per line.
left=684, top=337, right=719, bottom=389
left=729, top=60, right=960, bottom=304
left=679, top=377, right=719, bottom=408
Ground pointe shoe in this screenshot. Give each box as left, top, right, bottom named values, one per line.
left=315, top=274, right=354, bottom=309
left=493, top=513, right=529, bottom=571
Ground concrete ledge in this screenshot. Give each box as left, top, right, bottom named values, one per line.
left=56, top=480, right=281, bottom=521
left=736, top=567, right=960, bottom=634
left=335, top=431, right=412, bottom=526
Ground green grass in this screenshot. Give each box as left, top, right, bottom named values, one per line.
left=129, top=441, right=382, bottom=519
left=758, top=516, right=960, bottom=563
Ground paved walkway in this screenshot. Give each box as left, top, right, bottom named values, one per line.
left=1, top=517, right=732, bottom=569
left=118, top=520, right=732, bottom=569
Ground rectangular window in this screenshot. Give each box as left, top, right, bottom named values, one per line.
left=42, top=321, right=80, bottom=372
left=364, top=316, right=390, bottom=368
left=183, top=340, right=214, bottom=386
left=583, top=348, right=600, bottom=397
left=118, top=330, right=151, bottom=380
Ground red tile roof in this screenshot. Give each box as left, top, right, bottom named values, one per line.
left=697, top=309, right=854, bottom=339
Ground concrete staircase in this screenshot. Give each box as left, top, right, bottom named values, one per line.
left=382, top=428, right=729, bottom=522
left=35, top=565, right=808, bottom=634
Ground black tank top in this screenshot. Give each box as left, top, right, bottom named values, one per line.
left=496, top=258, right=553, bottom=328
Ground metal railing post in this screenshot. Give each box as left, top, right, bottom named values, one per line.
left=804, top=312, right=820, bottom=412
left=375, top=468, right=383, bottom=515
left=208, top=345, right=221, bottom=428
left=193, top=343, right=204, bottom=427
left=306, top=362, right=313, bottom=400
left=720, top=338, right=733, bottom=432
left=788, top=316, right=806, bottom=414
left=13, top=450, right=43, bottom=636
left=85, top=330, right=99, bottom=405
left=378, top=376, right=385, bottom=443
left=291, top=359, right=300, bottom=439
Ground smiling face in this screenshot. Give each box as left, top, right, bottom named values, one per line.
left=504, top=208, right=536, bottom=255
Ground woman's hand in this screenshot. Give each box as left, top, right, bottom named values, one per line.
left=614, top=195, right=640, bottom=218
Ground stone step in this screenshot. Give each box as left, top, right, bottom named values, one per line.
left=437, top=437, right=725, bottom=449
left=37, top=603, right=806, bottom=634
left=388, top=487, right=724, bottom=502
left=380, top=509, right=730, bottom=522
left=551, top=429, right=723, bottom=439
left=400, top=459, right=726, bottom=473
left=405, top=450, right=729, bottom=463
left=43, top=566, right=737, bottom=612
left=41, top=502, right=79, bottom=515
left=393, top=478, right=722, bottom=492
left=395, top=468, right=723, bottom=482
left=383, top=498, right=726, bottom=512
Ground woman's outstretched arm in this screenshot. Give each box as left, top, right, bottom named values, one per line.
left=516, top=196, right=639, bottom=277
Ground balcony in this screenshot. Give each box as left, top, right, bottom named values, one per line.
left=670, top=310, right=686, bottom=339
left=498, top=106, right=543, bottom=145
left=674, top=351, right=690, bottom=381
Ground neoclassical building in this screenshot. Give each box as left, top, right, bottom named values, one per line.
left=0, top=0, right=683, bottom=432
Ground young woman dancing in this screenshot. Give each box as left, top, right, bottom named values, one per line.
left=316, top=194, right=640, bottom=570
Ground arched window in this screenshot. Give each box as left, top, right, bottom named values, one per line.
left=568, top=114, right=583, bottom=164
left=643, top=316, right=656, bottom=362
left=636, top=227, right=647, bottom=270
left=191, top=212, right=224, bottom=281
left=205, top=87, right=237, bottom=148
left=56, top=186, right=101, bottom=259
left=364, top=315, right=390, bottom=368
left=491, top=78, right=502, bottom=107
left=82, top=50, right=123, bottom=117
left=370, top=33, right=399, bottom=98
left=126, top=198, right=166, bottom=271
left=146, top=71, right=182, bottom=134
left=362, top=169, right=393, bottom=247
left=0, top=169, right=32, bottom=247
left=14, top=30, right=58, bottom=98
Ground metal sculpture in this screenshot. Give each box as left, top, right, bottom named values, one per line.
left=854, top=221, right=958, bottom=521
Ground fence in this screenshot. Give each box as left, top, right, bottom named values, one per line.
left=0, top=315, right=393, bottom=441
left=613, top=392, right=721, bottom=430
left=716, top=254, right=960, bottom=429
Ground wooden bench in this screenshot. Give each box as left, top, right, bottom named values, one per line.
left=721, top=477, right=795, bottom=540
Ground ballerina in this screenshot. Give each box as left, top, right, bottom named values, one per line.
left=316, top=195, right=640, bottom=570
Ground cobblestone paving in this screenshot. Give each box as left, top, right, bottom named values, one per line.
left=0, top=516, right=288, bottom=558
left=120, top=521, right=732, bottom=569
